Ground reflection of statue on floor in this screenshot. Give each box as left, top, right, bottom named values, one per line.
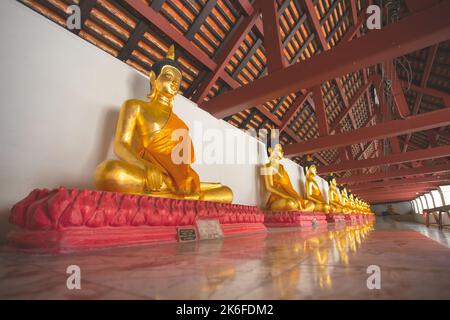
left=94, top=45, right=232, bottom=203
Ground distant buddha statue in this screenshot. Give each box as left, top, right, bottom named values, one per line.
left=304, top=156, right=330, bottom=213
left=326, top=174, right=344, bottom=214
left=348, top=192, right=356, bottom=214
left=95, top=45, right=232, bottom=203
left=262, top=144, right=313, bottom=211
left=340, top=187, right=351, bottom=214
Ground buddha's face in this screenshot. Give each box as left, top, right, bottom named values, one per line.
left=307, top=165, right=317, bottom=176
left=269, top=144, right=283, bottom=162
left=154, top=65, right=182, bottom=98
left=330, top=178, right=337, bottom=187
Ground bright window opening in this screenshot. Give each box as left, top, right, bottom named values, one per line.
left=431, top=190, right=443, bottom=208
left=425, top=193, right=434, bottom=209
left=420, top=195, right=428, bottom=210
left=411, top=200, right=418, bottom=214
left=416, top=197, right=423, bottom=214
left=439, top=185, right=450, bottom=205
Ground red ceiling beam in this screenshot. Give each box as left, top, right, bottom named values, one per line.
left=405, top=83, right=450, bottom=106
left=352, top=182, right=446, bottom=193
left=236, top=0, right=264, bottom=34
left=330, top=80, right=373, bottom=132
left=201, top=1, right=450, bottom=118
left=304, top=0, right=329, bottom=50
left=124, top=0, right=216, bottom=70
left=337, top=163, right=450, bottom=184
left=403, top=44, right=439, bottom=151
left=350, top=175, right=450, bottom=191
left=311, top=85, right=329, bottom=136
left=279, top=93, right=311, bottom=132
left=192, top=9, right=260, bottom=103
left=258, top=0, right=285, bottom=73
left=384, top=60, right=411, bottom=119
left=283, top=108, right=450, bottom=157
left=318, top=145, right=450, bottom=174
left=389, top=136, right=402, bottom=153
left=364, top=194, right=423, bottom=202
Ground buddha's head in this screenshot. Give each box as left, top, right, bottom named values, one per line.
left=326, top=173, right=337, bottom=188
left=341, top=187, right=348, bottom=197
left=349, top=193, right=354, bottom=201
left=268, top=143, right=284, bottom=163
left=148, top=45, right=182, bottom=101
left=304, top=155, right=317, bottom=177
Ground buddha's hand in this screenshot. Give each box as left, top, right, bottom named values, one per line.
left=145, top=164, right=164, bottom=191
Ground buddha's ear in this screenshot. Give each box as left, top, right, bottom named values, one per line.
left=147, top=70, right=157, bottom=100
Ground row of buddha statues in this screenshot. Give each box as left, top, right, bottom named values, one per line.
left=93, top=45, right=372, bottom=215
left=262, top=144, right=372, bottom=214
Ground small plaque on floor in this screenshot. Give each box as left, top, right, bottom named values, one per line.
left=196, top=219, right=224, bottom=240
left=177, top=227, right=198, bottom=242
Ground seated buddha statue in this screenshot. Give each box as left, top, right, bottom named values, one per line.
left=262, top=144, right=313, bottom=211
left=339, top=187, right=351, bottom=214
left=355, top=198, right=362, bottom=213
left=348, top=193, right=356, bottom=214
left=95, top=45, right=232, bottom=203
left=325, top=174, right=344, bottom=214
left=304, top=156, right=330, bottom=213
left=357, top=198, right=365, bottom=214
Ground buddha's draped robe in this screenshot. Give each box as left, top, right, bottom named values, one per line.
left=266, top=164, right=305, bottom=209
left=135, top=111, right=200, bottom=195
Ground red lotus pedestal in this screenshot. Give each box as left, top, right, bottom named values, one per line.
left=344, top=214, right=358, bottom=223
left=264, top=211, right=328, bottom=227
left=8, top=187, right=266, bottom=253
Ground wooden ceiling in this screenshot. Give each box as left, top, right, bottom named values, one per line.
left=19, top=0, right=450, bottom=202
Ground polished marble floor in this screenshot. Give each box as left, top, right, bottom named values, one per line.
left=0, top=218, right=449, bottom=299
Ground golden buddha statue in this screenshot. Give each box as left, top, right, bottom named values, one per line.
left=95, top=45, right=232, bottom=203
left=262, top=144, right=313, bottom=211
left=303, top=156, right=330, bottom=213
left=326, top=174, right=344, bottom=214
left=348, top=193, right=356, bottom=214
left=340, top=187, right=351, bottom=214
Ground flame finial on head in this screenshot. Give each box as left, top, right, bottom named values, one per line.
left=166, top=45, right=175, bottom=60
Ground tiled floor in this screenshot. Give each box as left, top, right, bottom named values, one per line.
left=0, top=218, right=449, bottom=299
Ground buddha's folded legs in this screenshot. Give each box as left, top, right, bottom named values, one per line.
left=269, top=198, right=300, bottom=211
left=311, top=202, right=330, bottom=213
left=303, top=200, right=316, bottom=212
left=95, top=160, right=148, bottom=194
left=200, top=183, right=233, bottom=203
left=95, top=160, right=233, bottom=203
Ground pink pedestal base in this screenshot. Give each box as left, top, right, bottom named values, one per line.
left=8, top=187, right=266, bottom=253
left=326, top=213, right=347, bottom=223
left=264, top=211, right=328, bottom=228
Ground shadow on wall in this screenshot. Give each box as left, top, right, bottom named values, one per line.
left=84, top=107, right=118, bottom=174
left=83, top=72, right=148, bottom=187
left=256, top=165, right=268, bottom=209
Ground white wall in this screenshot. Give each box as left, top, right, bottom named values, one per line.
left=0, top=1, right=332, bottom=240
